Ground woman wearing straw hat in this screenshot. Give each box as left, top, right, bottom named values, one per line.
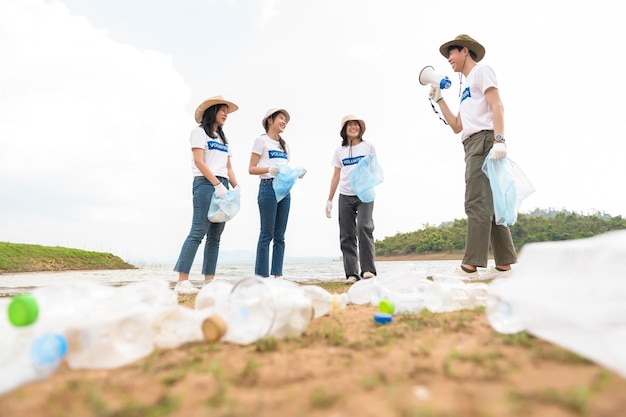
left=429, top=34, right=517, bottom=281
left=325, top=115, right=378, bottom=284
left=248, top=108, right=295, bottom=279
left=173, top=95, right=240, bottom=294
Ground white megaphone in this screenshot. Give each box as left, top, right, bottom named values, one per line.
left=419, top=66, right=451, bottom=90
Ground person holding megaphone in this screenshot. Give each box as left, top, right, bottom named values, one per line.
left=427, top=34, right=517, bottom=281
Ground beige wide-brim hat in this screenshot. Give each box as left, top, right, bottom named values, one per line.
left=194, top=95, right=238, bottom=123
left=439, top=34, right=485, bottom=62
left=340, top=115, right=366, bottom=135
left=262, top=108, right=290, bottom=129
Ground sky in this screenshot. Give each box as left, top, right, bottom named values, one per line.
left=1, top=0, right=625, bottom=266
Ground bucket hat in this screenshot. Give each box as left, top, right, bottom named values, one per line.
left=439, top=34, right=485, bottom=62
left=195, top=95, right=238, bottom=123
left=340, top=115, right=366, bottom=135
left=262, top=108, right=290, bottom=129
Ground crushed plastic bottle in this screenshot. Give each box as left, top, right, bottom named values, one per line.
left=301, top=285, right=348, bottom=318
left=486, top=230, right=626, bottom=378
left=424, top=276, right=470, bottom=313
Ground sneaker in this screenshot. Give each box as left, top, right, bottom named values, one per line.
left=346, top=275, right=359, bottom=284
left=202, top=279, right=213, bottom=288
left=362, top=271, right=375, bottom=279
left=479, top=267, right=513, bottom=281
left=174, top=280, right=199, bottom=294
left=433, top=265, right=479, bottom=281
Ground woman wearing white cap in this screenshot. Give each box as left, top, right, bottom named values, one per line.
left=173, top=96, right=240, bottom=294
left=326, top=115, right=377, bottom=284
left=248, top=108, right=293, bottom=278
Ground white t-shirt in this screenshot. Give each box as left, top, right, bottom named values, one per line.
left=251, top=134, right=290, bottom=180
left=331, top=140, right=376, bottom=196
left=459, top=64, right=498, bottom=140
left=189, top=126, right=231, bottom=178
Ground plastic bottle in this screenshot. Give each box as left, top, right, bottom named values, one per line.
left=64, top=306, right=155, bottom=369
left=253, top=278, right=313, bottom=340
left=210, top=277, right=277, bottom=345
left=1, top=298, right=68, bottom=395
left=301, top=285, right=348, bottom=318
left=424, top=276, right=470, bottom=313
left=347, top=278, right=375, bottom=305
left=194, top=280, right=234, bottom=311
left=152, top=305, right=221, bottom=349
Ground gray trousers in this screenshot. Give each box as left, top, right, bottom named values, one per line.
left=462, top=130, right=517, bottom=267
left=338, top=194, right=377, bottom=278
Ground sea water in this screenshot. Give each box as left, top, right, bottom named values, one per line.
left=0, top=259, right=461, bottom=297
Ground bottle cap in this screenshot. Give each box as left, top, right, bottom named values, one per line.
left=8, top=294, right=40, bottom=327
left=373, top=312, right=392, bottom=325
left=30, top=333, right=68, bottom=365
left=379, top=299, right=395, bottom=315
left=202, top=315, right=227, bottom=342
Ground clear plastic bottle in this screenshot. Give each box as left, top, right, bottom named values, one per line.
left=424, top=276, right=470, bottom=313
left=486, top=279, right=526, bottom=334
left=1, top=298, right=68, bottom=395
left=301, top=285, right=348, bottom=318
left=152, top=304, right=219, bottom=349
left=264, top=279, right=313, bottom=339
left=217, top=277, right=277, bottom=345
left=347, top=278, right=375, bottom=305
left=64, top=306, right=155, bottom=369
left=194, top=280, right=234, bottom=311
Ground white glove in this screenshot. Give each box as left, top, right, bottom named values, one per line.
left=490, top=142, right=507, bottom=160
left=429, top=85, right=443, bottom=103
left=299, top=169, right=307, bottom=179
left=268, top=166, right=279, bottom=176
left=213, top=182, right=228, bottom=198
left=325, top=200, right=332, bottom=218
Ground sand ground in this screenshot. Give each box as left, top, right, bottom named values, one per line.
left=1, top=287, right=625, bottom=417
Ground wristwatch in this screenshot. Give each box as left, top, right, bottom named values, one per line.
left=495, top=135, right=505, bottom=142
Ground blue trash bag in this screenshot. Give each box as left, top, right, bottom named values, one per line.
left=273, top=165, right=306, bottom=202
left=208, top=186, right=241, bottom=223
left=350, top=154, right=384, bottom=203
left=482, top=154, right=535, bottom=226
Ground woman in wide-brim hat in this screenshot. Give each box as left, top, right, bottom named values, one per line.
left=248, top=107, right=296, bottom=279
left=325, top=114, right=379, bottom=284
left=173, top=95, right=240, bottom=294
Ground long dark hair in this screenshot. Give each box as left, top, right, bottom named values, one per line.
left=200, top=104, right=228, bottom=144
left=264, top=111, right=286, bottom=152
left=340, top=122, right=363, bottom=146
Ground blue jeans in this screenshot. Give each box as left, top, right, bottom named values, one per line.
left=255, top=179, right=290, bottom=277
left=174, top=176, right=227, bottom=276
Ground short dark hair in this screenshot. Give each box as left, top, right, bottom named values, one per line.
left=448, top=45, right=477, bottom=61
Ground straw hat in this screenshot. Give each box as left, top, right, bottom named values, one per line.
left=194, top=95, right=238, bottom=123
left=340, top=115, right=366, bottom=135
left=262, top=108, right=290, bottom=129
left=439, top=34, right=485, bottom=62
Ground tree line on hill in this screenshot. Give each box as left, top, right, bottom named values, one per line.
left=375, top=209, right=626, bottom=257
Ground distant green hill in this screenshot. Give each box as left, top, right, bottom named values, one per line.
left=0, top=242, right=135, bottom=273
left=375, top=210, right=626, bottom=257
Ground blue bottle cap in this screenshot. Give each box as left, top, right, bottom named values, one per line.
left=374, top=312, right=392, bottom=325
left=30, top=333, right=68, bottom=366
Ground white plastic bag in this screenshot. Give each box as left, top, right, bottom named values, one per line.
left=482, top=154, right=535, bottom=226
left=208, top=187, right=241, bottom=223
left=350, top=154, right=384, bottom=203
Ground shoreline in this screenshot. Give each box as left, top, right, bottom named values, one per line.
left=376, top=251, right=464, bottom=262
